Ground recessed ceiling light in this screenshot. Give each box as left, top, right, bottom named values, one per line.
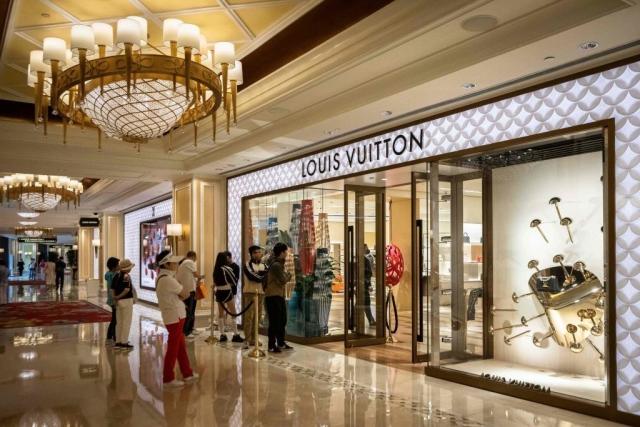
left=461, top=15, right=498, bottom=32
left=579, top=41, right=599, bottom=50
left=41, top=12, right=50, bottom=18
left=462, top=83, right=476, bottom=89
left=19, top=221, right=38, bottom=226
left=324, top=129, right=340, bottom=136
left=381, top=110, right=393, bottom=117
left=381, top=178, right=388, bottom=181
left=543, top=56, right=556, bottom=62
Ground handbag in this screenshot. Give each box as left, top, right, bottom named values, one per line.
left=195, top=280, right=208, bottom=300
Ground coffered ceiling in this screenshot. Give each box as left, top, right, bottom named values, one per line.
left=1, top=0, right=640, bottom=233
left=0, top=0, right=318, bottom=100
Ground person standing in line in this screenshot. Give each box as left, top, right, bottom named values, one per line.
left=242, top=245, right=266, bottom=349
left=29, top=259, right=36, bottom=280
left=111, top=259, right=135, bottom=350
left=265, top=242, right=293, bottom=353
left=55, top=256, right=66, bottom=294
left=176, top=251, right=199, bottom=340
left=155, top=250, right=199, bottom=388
left=105, top=257, right=120, bottom=345
left=0, top=259, right=8, bottom=286
left=17, top=257, right=24, bottom=277
left=213, top=251, right=244, bottom=343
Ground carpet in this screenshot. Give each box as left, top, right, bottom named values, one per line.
left=7, top=279, right=47, bottom=286
left=0, top=301, right=112, bottom=329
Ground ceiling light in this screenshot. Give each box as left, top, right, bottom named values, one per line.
left=579, top=41, right=599, bottom=50
left=19, top=221, right=38, bottom=226
left=40, top=13, right=50, bottom=18
left=17, top=211, right=40, bottom=218
left=461, top=15, right=498, bottom=32
left=15, top=227, right=54, bottom=238
left=462, top=83, right=476, bottom=89
left=325, top=129, right=340, bottom=136
left=544, top=56, right=556, bottom=62
left=381, top=178, right=388, bottom=181
left=381, top=110, right=393, bottom=117
left=28, top=18, right=243, bottom=151
left=0, top=174, right=82, bottom=211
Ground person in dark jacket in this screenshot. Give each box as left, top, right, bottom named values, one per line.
left=265, top=242, right=292, bottom=353
left=55, top=257, right=66, bottom=293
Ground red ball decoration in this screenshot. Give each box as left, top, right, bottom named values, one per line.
left=385, top=244, right=404, bottom=287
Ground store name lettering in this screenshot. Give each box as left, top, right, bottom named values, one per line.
left=300, top=129, right=424, bottom=178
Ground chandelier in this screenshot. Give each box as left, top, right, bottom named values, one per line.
left=15, top=227, right=54, bottom=238
left=17, top=211, right=40, bottom=218
left=28, top=17, right=243, bottom=151
left=0, top=174, right=83, bottom=212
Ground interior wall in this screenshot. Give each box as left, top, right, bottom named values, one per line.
left=123, top=198, right=172, bottom=304
left=492, top=152, right=604, bottom=377
left=77, top=227, right=93, bottom=281
left=390, top=197, right=412, bottom=311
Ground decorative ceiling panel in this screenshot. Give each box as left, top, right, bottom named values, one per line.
left=1, top=0, right=315, bottom=102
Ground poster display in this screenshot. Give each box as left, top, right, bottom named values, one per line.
left=139, top=215, right=170, bottom=290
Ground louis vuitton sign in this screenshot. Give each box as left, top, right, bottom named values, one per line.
left=300, top=129, right=424, bottom=178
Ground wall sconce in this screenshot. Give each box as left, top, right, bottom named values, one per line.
left=0, top=248, right=5, bottom=254
left=92, top=239, right=101, bottom=257
left=72, top=244, right=78, bottom=250
left=166, top=223, right=183, bottom=251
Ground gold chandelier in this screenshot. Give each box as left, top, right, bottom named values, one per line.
left=0, top=174, right=83, bottom=212
left=29, top=17, right=243, bottom=151
left=15, top=226, right=54, bottom=238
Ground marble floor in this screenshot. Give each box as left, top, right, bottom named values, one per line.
left=0, top=282, right=625, bottom=426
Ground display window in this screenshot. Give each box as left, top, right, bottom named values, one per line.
left=426, top=130, right=609, bottom=404
left=244, top=184, right=347, bottom=339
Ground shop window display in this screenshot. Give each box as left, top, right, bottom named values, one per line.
left=428, top=133, right=608, bottom=403
left=245, top=186, right=345, bottom=338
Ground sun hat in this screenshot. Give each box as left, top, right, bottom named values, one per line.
left=118, top=259, right=135, bottom=271
left=156, top=250, right=183, bottom=267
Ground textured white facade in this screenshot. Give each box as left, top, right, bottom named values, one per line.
left=228, top=61, right=640, bottom=414
left=123, top=198, right=172, bottom=304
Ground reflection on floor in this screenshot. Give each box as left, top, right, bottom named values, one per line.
left=445, top=359, right=606, bottom=403
left=0, top=281, right=623, bottom=426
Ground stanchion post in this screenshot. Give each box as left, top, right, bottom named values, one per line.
left=205, top=289, right=217, bottom=344
left=385, top=287, right=394, bottom=343
left=247, top=293, right=265, bottom=359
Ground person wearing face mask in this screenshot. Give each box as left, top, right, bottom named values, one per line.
left=155, top=250, right=199, bottom=388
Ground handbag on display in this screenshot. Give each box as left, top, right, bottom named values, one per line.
left=196, top=280, right=208, bottom=300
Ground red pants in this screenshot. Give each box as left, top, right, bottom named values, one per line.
left=163, top=318, right=193, bottom=383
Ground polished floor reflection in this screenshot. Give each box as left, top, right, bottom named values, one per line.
left=0, top=282, right=624, bottom=426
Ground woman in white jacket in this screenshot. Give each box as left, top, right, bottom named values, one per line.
left=155, top=250, right=199, bottom=388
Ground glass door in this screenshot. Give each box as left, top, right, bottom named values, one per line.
left=411, top=171, right=429, bottom=362
left=344, top=185, right=386, bottom=347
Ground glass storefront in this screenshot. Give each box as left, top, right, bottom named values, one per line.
left=241, top=127, right=610, bottom=406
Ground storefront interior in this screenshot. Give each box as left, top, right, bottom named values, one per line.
left=243, top=127, right=609, bottom=405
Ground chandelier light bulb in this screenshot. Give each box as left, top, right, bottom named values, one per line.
left=29, top=50, right=50, bottom=75
left=43, top=38, right=67, bottom=64
left=92, top=23, right=113, bottom=49
left=127, top=16, right=148, bottom=47
left=17, top=211, right=40, bottom=218
left=177, top=23, right=200, bottom=50
left=213, top=42, right=235, bottom=65
left=163, top=18, right=183, bottom=45
left=229, top=60, right=244, bottom=85
left=116, top=18, right=142, bottom=49
left=71, top=25, right=95, bottom=53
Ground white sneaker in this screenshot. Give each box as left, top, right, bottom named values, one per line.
left=185, top=335, right=196, bottom=341
left=164, top=380, right=184, bottom=388
left=184, top=373, right=199, bottom=383
left=191, top=330, right=201, bottom=336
